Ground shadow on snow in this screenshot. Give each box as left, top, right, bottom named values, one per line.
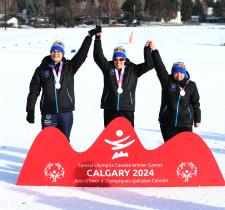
left=0, top=146, right=27, bottom=184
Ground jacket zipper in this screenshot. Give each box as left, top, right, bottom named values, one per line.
left=54, top=79, right=59, bottom=114
left=117, top=94, right=120, bottom=111
left=175, top=95, right=181, bottom=127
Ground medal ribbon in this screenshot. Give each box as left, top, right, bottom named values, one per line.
left=179, top=80, right=190, bottom=95
left=51, top=62, right=63, bottom=86
left=115, top=66, right=125, bottom=91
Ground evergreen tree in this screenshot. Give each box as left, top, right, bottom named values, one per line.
left=122, top=0, right=143, bottom=24
left=27, top=0, right=46, bottom=18
left=220, top=0, right=225, bottom=19
left=144, top=0, right=178, bottom=21
left=204, top=0, right=214, bottom=7
left=17, top=0, right=27, bottom=12
left=144, top=0, right=160, bottom=19
left=192, top=0, right=204, bottom=20
left=213, top=0, right=225, bottom=19
left=145, top=0, right=163, bottom=20
left=161, top=0, right=179, bottom=21
left=46, top=0, right=74, bottom=27
left=181, top=0, right=193, bottom=22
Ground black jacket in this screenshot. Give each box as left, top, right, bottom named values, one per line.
left=94, top=38, right=154, bottom=112
left=26, top=35, right=92, bottom=115
left=152, top=50, right=201, bottom=127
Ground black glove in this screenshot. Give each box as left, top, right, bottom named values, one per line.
left=96, top=25, right=102, bottom=33
left=26, top=112, right=35, bottom=123
left=88, top=28, right=97, bottom=37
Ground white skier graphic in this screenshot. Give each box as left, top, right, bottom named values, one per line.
left=176, top=162, right=198, bottom=182
left=104, top=129, right=135, bottom=160
left=44, top=163, right=65, bottom=182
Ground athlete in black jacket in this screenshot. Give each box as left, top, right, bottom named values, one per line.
left=26, top=27, right=99, bottom=141
left=149, top=41, right=201, bottom=142
left=94, top=31, right=154, bottom=127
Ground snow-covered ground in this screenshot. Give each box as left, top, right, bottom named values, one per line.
left=0, top=24, right=225, bottom=209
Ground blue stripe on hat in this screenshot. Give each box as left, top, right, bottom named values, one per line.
left=113, top=52, right=127, bottom=59
left=171, top=66, right=186, bottom=74
left=50, top=46, right=65, bottom=55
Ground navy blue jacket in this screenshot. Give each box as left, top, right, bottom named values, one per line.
left=94, top=38, right=154, bottom=112
left=151, top=50, right=201, bottom=127
left=26, top=35, right=92, bottom=115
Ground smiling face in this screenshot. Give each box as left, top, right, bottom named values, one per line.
left=51, top=50, right=63, bottom=64
left=113, top=57, right=126, bottom=70
left=172, top=71, right=185, bottom=81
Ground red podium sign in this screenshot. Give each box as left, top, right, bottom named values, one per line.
left=17, top=117, right=225, bottom=187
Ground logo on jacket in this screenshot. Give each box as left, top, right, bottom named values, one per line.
left=170, top=83, right=176, bottom=91
left=110, top=69, right=116, bottom=76
left=44, top=162, right=65, bottom=182
left=42, top=70, right=50, bottom=78
left=104, top=129, right=135, bottom=160
left=176, top=162, right=198, bottom=182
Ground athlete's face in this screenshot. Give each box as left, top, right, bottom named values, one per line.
left=173, top=72, right=185, bottom=81
left=113, top=57, right=126, bottom=70
left=51, top=50, right=63, bottom=64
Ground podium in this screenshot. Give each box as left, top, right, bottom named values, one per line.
left=17, top=117, right=225, bottom=187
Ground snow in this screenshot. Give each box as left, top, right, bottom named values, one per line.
left=1, top=24, right=225, bottom=209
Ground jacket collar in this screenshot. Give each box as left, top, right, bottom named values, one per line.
left=39, top=55, right=67, bottom=68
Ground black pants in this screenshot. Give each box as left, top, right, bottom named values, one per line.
left=104, top=109, right=134, bottom=127
left=160, top=125, right=192, bottom=142
left=41, top=112, right=73, bottom=142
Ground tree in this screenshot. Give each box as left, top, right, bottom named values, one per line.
left=161, top=0, right=179, bottom=21
left=192, top=0, right=205, bottom=20
left=27, top=0, right=46, bottom=18
left=0, top=0, right=18, bottom=15
left=72, top=0, right=97, bottom=24
left=8, top=0, right=18, bottom=15
left=144, top=0, right=179, bottom=21
left=180, top=0, right=193, bottom=22
left=204, top=0, right=214, bottom=7
left=46, top=0, right=75, bottom=27
left=102, top=0, right=120, bottom=20
left=17, top=0, right=27, bottom=12
left=213, top=0, right=225, bottom=19
left=122, top=0, right=143, bottom=24
left=144, top=0, right=160, bottom=20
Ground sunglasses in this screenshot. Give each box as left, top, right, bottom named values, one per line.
left=113, top=58, right=125, bottom=62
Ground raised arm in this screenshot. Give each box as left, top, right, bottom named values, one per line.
left=149, top=41, right=169, bottom=88
left=93, top=31, right=110, bottom=74
left=70, top=33, right=93, bottom=74
left=134, top=42, right=154, bottom=77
